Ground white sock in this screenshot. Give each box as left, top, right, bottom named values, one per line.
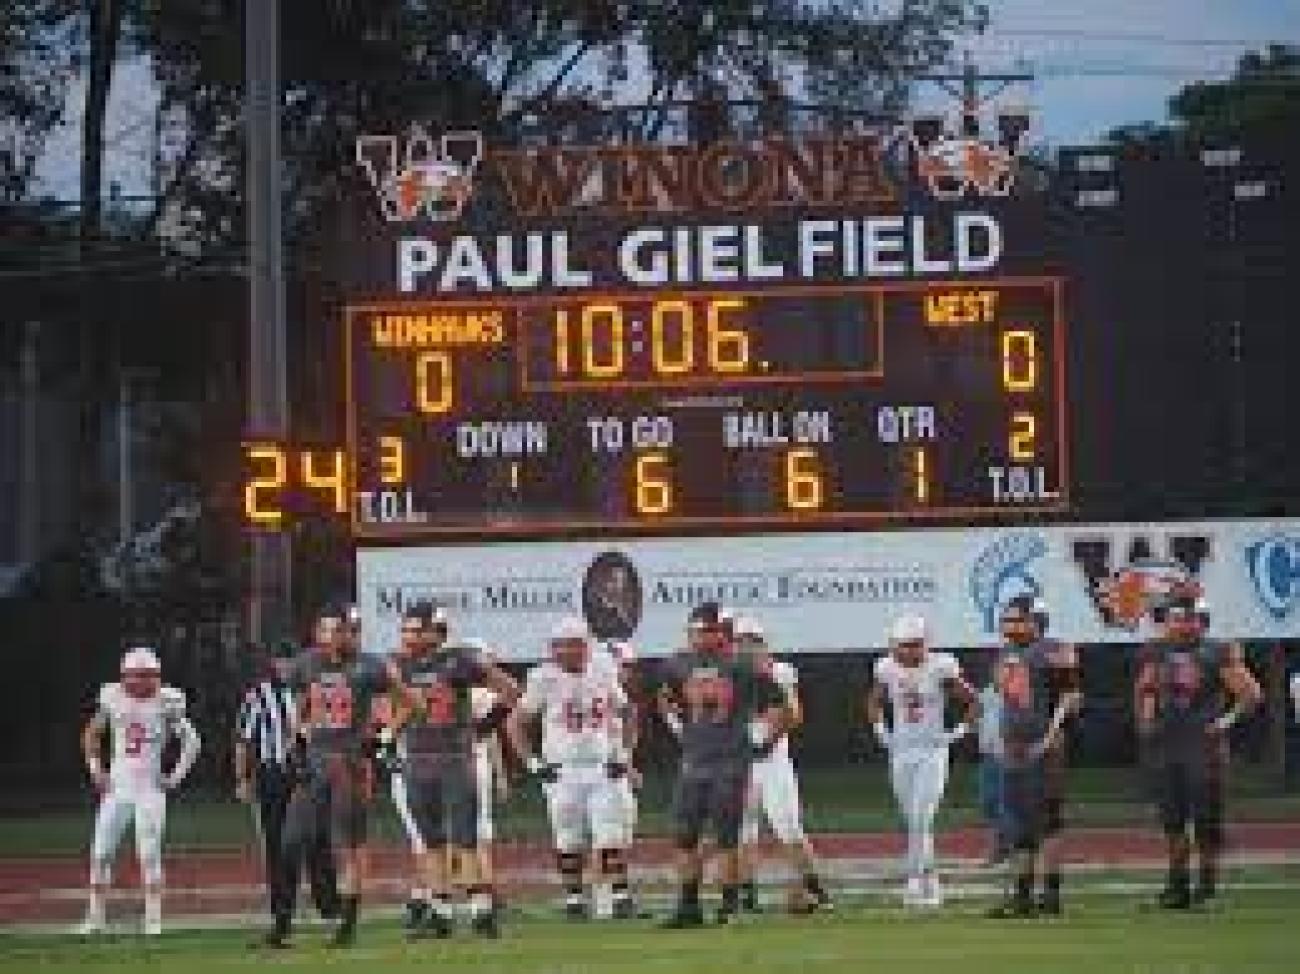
left=919, top=825, right=935, bottom=876
left=432, top=896, right=453, bottom=919
left=144, top=890, right=162, bottom=928
left=85, top=890, right=106, bottom=922
left=470, top=892, right=493, bottom=918
left=410, top=887, right=430, bottom=903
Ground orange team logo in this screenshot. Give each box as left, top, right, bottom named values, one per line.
left=907, top=113, right=1023, bottom=201
left=1097, top=561, right=1202, bottom=630
left=355, top=125, right=483, bottom=223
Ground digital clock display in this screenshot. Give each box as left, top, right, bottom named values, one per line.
left=343, top=277, right=1067, bottom=539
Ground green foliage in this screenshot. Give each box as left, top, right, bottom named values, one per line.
left=1108, top=43, right=1300, bottom=149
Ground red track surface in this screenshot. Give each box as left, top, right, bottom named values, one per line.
left=3, top=823, right=1297, bottom=926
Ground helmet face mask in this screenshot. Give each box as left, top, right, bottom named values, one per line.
left=891, top=638, right=926, bottom=667
left=551, top=636, right=589, bottom=673
left=120, top=647, right=161, bottom=700
left=314, top=613, right=349, bottom=657
left=686, top=602, right=733, bottom=656
left=548, top=616, right=589, bottom=671
left=999, top=606, right=1037, bottom=646
left=1159, top=601, right=1202, bottom=644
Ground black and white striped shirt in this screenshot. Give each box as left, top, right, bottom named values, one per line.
left=236, top=681, right=296, bottom=768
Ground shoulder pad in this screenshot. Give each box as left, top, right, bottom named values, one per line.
left=939, top=651, right=962, bottom=673
left=160, top=686, right=188, bottom=715
left=97, top=682, right=122, bottom=711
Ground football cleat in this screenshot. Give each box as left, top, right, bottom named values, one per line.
left=471, top=910, right=500, bottom=939
left=986, top=898, right=1037, bottom=919
left=660, top=906, right=705, bottom=929
left=1157, top=886, right=1192, bottom=911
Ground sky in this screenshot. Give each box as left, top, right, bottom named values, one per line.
left=31, top=0, right=1300, bottom=202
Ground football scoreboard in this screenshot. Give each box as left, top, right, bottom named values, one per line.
left=242, top=128, right=1070, bottom=538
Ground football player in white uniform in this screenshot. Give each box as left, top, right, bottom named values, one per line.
left=507, top=617, right=638, bottom=920
left=735, top=617, right=832, bottom=914
left=866, top=615, right=976, bottom=908
left=78, top=647, right=201, bottom=935
left=599, top=639, right=640, bottom=849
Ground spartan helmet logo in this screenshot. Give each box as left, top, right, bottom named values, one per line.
left=355, top=125, right=483, bottom=223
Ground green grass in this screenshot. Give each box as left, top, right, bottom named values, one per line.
left=2, top=764, right=1298, bottom=858
left=1, top=886, right=1297, bottom=973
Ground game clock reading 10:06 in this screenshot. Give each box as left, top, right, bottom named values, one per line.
left=325, top=278, right=1068, bottom=539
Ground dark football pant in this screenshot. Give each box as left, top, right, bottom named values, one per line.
left=404, top=756, right=479, bottom=849
left=257, top=763, right=339, bottom=922
left=1156, top=760, right=1225, bottom=850
left=285, top=752, right=372, bottom=863
left=672, top=766, right=749, bottom=850
left=1002, top=765, right=1046, bottom=853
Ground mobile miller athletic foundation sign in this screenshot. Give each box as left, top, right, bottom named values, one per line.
left=345, top=121, right=1035, bottom=297
left=356, top=518, right=1300, bottom=659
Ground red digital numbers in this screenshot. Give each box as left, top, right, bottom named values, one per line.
left=309, top=683, right=355, bottom=729
left=123, top=721, right=148, bottom=757
left=420, top=683, right=457, bottom=727
left=561, top=696, right=609, bottom=733
left=901, top=689, right=925, bottom=724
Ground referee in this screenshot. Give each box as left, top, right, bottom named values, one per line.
left=234, top=642, right=339, bottom=940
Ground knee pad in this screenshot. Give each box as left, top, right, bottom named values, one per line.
left=557, top=851, right=584, bottom=877
left=599, top=848, right=626, bottom=875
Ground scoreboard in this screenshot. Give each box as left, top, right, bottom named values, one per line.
left=243, top=128, right=1072, bottom=537
left=343, top=278, right=1065, bottom=539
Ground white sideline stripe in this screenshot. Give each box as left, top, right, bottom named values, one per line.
left=6, top=877, right=1300, bottom=937
left=9, top=849, right=1296, bottom=905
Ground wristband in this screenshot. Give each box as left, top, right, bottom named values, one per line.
left=87, top=758, right=104, bottom=777
left=948, top=722, right=971, bottom=742
left=1212, top=709, right=1242, bottom=732
left=872, top=721, right=890, bottom=744
left=526, top=755, right=544, bottom=774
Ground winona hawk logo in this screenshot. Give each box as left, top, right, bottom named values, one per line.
left=355, top=125, right=483, bottom=223
left=1071, top=534, right=1212, bottom=630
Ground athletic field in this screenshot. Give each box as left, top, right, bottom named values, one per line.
left=3, top=766, right=1297, bottom=971
left=2, top=882, right=1296, bottom=974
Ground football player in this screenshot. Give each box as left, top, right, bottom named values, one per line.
left=601, top=639, right=641, bottom=852
left=391, top=606, right=519, bottom=939
left=387, top=605, right=444, bottom=932
left=988, top=595, right=1081, bottom=918
left=273, top=603, right=411, bottom=948
left=735, top=616, right=831, bottom=914
left=654, top=602, right=792, bottom=927
left=866, top=615, right=975, bottom=908
left=79, top=647, right=201, bottom=935
left=1136, top=595, right=1261, bottom=908
left=508, top=617, right=639, bottom=920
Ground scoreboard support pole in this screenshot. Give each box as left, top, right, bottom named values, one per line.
left=245, top=0, right=293, bottom=647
